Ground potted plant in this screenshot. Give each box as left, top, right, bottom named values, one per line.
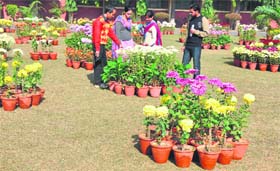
left=138, top=105, right=156, bottom=155
left=17, top=68, right=32, bottom=109
left=228, top=93, right=255, bottom=160
left=123, top=65, right=137, bottom=96
left=150, top=106, right=172, bottom=164
left=40, top=37, right=50, bottom=60
left=268, top=52, right=280, bottom=72
left=48, top=40, right=58, bottom=60
left=84, top=57, right=94, bottom=70
left=146, top=63, right=161, bottom=98
left=247, top=51, right=258, bottom=70
left=51, top=30, right=60, bottom=45
left=6, top=4, right=18, bottom=20
left=30, top=33, right=40, bottom=60
left=172, top=118, right=195, bottom=168
left=257, top=50, right=269, bottom=71
left=1, top=75, right=18, bottom=111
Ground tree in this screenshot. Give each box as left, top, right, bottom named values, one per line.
left=201, top=0, right=217, bottom=23
left=66, top=0, right=78, bottom=23
left=252, top=4, right=280, bottom=28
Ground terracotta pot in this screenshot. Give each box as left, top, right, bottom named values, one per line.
left=232, top=139, right=249, bottom=160
left=270, top=64, right=279, bottom=72
left=40, top=52, right=49, bottom=60
left=124, top=85, right=135, bottom=96
left=217, top=45, right=222, bottom=50
left=52, top=39, right=59, bottom=46
left=173, top=145, right=195, bottom=168
left=15, top=38, right=22, bottom=44
left=172, top=85, right=184, bottom=94
left=1, top=96, right=18, bottom=111
left=218, top=146, right=233, bottom=165
left=211, top=45, right=216, bottom=50
left=49, top=52, right=57, bottom=60
left=202, top=44, right=210, bottom=49
left=18, top=94, right=32, bottom=109
left=240, top=60, right=248, bottom=69
left=248, top=62, right=257, bottom=70
left=30, top=52, right=40, bottom=60
left=108, top=81, right=116, bottom=91
left=66, top=59, right=72, bottom=67
left=114, top=83, right=123, bottom=95
left=259, top=63, right=268, bottom=71
left=149, top=86, right=161, bottom=98
left=239, top=40, right=244, bottom=45
left=161, top=85, right=167, bottom=95
left=137, top=86, right=149, bottom=98
left=150, top=140, right=172, bottom=164
left=85, top=62, right=94, bottom=70
left=138, top=133, right=154, bottom=155
left=223, top=44, right=231, bottom=50
left=31, top=92, right=41, bottom=106
left=72, top=61, right=81, bottom=69
left=234, top=58, right=241, bottom=67
left=38, top=88, right=45, bottom=99
left=197, top=145, right=221, bottom=170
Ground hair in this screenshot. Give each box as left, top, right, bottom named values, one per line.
left=190, top=4, right=201, bottom=13
left=145, top=10, right=154, bottom=18
left=124, top=6, right=132, bottom=13
left=105, top=6, right=116, bottom=13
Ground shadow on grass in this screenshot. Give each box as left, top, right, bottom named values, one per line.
left=87, top=73, right=94, bottom=84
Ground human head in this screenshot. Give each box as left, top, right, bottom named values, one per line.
left=105, top=6, right=117, bottom=19
left=145, top=10, right=154, bottom=22
left=124, top=6, right=133, bottom=19
left=189, top=4, right=201, bottom=17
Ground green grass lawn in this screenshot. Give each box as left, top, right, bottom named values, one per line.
left=0, top=34, right=279, bottom=171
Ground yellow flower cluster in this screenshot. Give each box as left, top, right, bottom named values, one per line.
left=0, top=28, right=4, bottom=33
left=243, top=93, right=255, bottom=105
left=52, top=31, right=60, bottom=37
left=204, top=98, right=220, bottom=110
left=226, top=95, right=238, bottom=106
left=4, top=76, right=13, bottom=84
left=204, top=98, right=236, bottom=114
left=17, top=69, right=28, bottom=78
left=77, top=18, right=91, bottom=25
left=24, top=63, right=42, bottom=73
left=0, top=19, right=12, bottom=27
left=156, top=106, right=169, bottom=118
left=30, top=30, right=38, bottom=36
left=215, top=105, right=236, bottom=114
left=179, top=119, right=194, bottom=132
left=143, top=105, right=156, bottom=117
left=1, top=62, right=8, bottom=68
left=12, top=60, right=21, bottom=68
left=160, top=95, right=171, bottom=105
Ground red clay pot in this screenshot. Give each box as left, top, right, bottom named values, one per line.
left=66, top=59, right=72, bottom=67
left=173, top=145, right=195, bottom=168
left=18, top=94, right=32, bottom=109
left=108, top=81, right=116, bottom=91
left=240, top=61, right=248, bottom=69
left=150, top=140, right=172, bottom=164
left=137, top=86, right=149, bottom=98
left=124, top=85, right=135, bottom=96
left=138, top=133, right=154, bottom=155
left=232, top=139, right=249, bottom=160
left=248, top=62, right=257, bottom=70
left=259, top=63, right=268, bottom=71
left=84, top=62, right=94, bottom=70
left=72, top=61, right=81, bottom=69
left=149, top=86, right=161, bottom=98
left=197, top=145, right=220, bottom=170
left=1, top=96, right=18, bottom=111
left=49, top=52, right=57, bottom=60
left=31, top=92, right=41, bottom=106
left=30, top=52, right=40, bottom=60
left=218, top=147, right=233, bottom=165
left=40, top=52, right=49, bottom=60
left=114, top=83, right=123, bottom=95
left=270, top=64, right=279, bottom=72
left=52, top=39, right=59, bottom=46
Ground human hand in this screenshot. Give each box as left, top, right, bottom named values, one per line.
left=190, top=28, right=196, bottom=34
left=95, top=51, right=100, bottom=58
left=181, top=46, right=185, bottom=52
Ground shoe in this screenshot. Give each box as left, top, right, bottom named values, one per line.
left=94, top=84, right=100, bottom=88
left=99, top=83, right=108, bottom=89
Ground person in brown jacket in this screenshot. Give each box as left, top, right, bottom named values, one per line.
left=182, top=4, right=209, bottom=78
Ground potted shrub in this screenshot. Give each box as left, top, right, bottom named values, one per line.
left=48, top=40, right=58, bottom=60
left=30, top=33, right=40, bottom=60
left=6, top=4, right=18, bottom=20
left=84, top=57, right=94, bottom=70
left=51, top=30, right=60, bottom=45
left=257, top=50, right=269, bottom=71
left=123, top=65, right=137, bottom=96
left=146, top=63, right=161, bottom=98
left=17, top=68, right=32, bottom=109
left=172, top=118, right=195, bottom=168
left=40, top=37, right=50, bottom=60
left=268, top=52, right=280, bottom=72
left=138, top=105, right=156, bottom=155
left=1, top=75, right=18, bottom=111
left=150, top=106, right=172, bottom=164
left=247, top=51, right=258, bottom=70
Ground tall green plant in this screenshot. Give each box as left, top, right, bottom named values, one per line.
left=136, top=0, right=147, bottom=17
left=19, top=0, right=44, bottom=18
left=201, top=0, right=216, bottom=22
left=6, top=4, right=18, bottom=18
left=252, top=5, right=280, bottom=27
left=66, top=0, right=78, bottom=23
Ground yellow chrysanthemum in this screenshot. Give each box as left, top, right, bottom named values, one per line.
left=179, top=119, right=194, bottom=132
left=0, top=28, right=4, bottom=33
left=226, top=95, right=238, bottom=106
left=42, top=35, right=47, bottom=39
left=204, top=98, right=220, bottom=110
left=1, top=62, right=8, bottom=68
left=12, top=60, right=21, bottom=68
left=30, top=30, right=37, bottom=36
left=227, top=106, right=236, bottom=112
left=25, top=65, right=34, bottom=73
left=216, top=87, right=224, bottom=93
left=215, top=105, right=228, bottom=114
left=243, top=93, right=255, bottom=105
left=143, top=105, right=156, bottom=117
left=268, top=42, right=274, bottom=46
left=4, top=76, right=13, bottom=84
left=17, top=69, right=28, bottom=78
left=155, top=106, right=169, bottom=118
left=160, top=95, right=171, bottom=105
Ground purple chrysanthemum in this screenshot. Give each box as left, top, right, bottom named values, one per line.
left=166, top=71, right=179, bottom=79
left=190, top=80, right=207, bottom=96
left=221, top=82, right=237, bottom=93
left=208, top=78, right=222, bottom=87
left=184, top=69, right=199, bottom=75
left=195, top=75, right=208, bottom=81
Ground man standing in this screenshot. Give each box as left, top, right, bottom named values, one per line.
left=182, top=4, right=209, bottom=78
left=92, top=6, right=122, bottom=89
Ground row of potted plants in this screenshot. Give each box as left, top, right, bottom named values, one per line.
left=30, top=37, right=58, bottom=61
left=238, top=24, right=257, bottom=45
left=0, top=49, right=45, bottom=111
left=232, top=44, right=280, bottom=72
left=138, top=69, right=255, bottom=169
left=101, top=45, right=185, bottom=98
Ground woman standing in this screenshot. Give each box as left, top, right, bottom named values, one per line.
left=142, top=10, right=162, bottom=46
left=112, top=6, right=134, bottom=58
